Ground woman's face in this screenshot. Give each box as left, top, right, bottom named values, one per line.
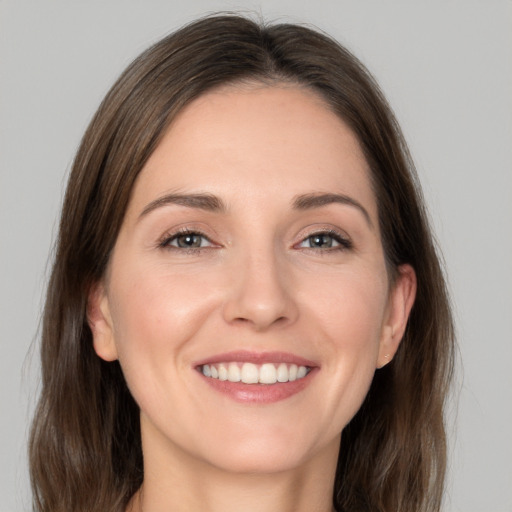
left=89, top=85, right=415, bottom=474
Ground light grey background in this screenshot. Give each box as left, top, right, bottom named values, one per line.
left=1, top=1, right=511, bottom=511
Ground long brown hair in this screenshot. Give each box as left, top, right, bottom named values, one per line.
left=29, top=13, right=454, bottom=512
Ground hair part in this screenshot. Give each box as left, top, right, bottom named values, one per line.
left=30, top=13, right=454, bottom=512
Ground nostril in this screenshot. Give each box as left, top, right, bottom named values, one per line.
left=232, top=315, right=289, bottom=332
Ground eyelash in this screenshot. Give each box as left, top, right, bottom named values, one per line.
left=158, top=227, right=353, bottom=254
left=297, top=229, right=353, bottom=252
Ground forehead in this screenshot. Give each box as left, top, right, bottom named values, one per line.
left=127, top=84, right=377, bottom=221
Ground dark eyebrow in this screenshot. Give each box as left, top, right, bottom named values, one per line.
left=292, top=192, right=373, bottom=229
left=139, top=193, right=226, bottom=219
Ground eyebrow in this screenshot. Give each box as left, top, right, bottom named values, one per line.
left=139, top=191, right=373, bottom=228
left=292, top=192, right=373, bottom=228
left=139, top=192, right=226, bottom=219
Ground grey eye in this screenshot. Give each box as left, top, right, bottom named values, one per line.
left=163, top=232, right=213, bottom=249
left=308, top=234, right=336, bottom=248
left=175, top=233, right=205, bottom=248
left=300, top=233, right=341, bottom=249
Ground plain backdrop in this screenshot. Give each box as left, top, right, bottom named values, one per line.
left=1, top=1, right=511, bottom=511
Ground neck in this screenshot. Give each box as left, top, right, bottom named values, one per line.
left=128, top=417, right=339, bottom=512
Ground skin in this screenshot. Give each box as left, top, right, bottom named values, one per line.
left=88, top=85, right=416, bottom=512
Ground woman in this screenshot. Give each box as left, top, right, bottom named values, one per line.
left=29, top=13, right=454, bottom=512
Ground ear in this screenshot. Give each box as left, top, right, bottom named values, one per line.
left=87, top=281, right=118, bottom=362
left=377, top=264, right=417, bottom=369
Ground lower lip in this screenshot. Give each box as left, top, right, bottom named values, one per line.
left=197, top=369, right=317, bottom=404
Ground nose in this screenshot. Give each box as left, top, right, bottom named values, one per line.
left=222, top=248, right=299, bottom=331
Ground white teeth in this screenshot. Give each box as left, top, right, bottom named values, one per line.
left=241, top=363, right=259, bottom=384
left=297, top=366, right=307, bottom=379
left=218, top=364, right=228, bottom=381
left=201, top=362, right=310, bottom=384
left=276, top=363, right=288, bottom=382
left=259, top=363, right=277, bottom=384
left=227, top=362, right=241, bottom=382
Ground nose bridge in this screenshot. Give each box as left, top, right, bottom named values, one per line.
left=223, top=240, right=298, bottom=330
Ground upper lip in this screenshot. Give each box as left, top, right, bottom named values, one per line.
left=193, top=350, right=319, bottom=368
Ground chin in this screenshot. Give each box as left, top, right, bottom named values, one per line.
left=194, top=427, right=333, bottom=475
left=205, top=447, right=310, bottom=475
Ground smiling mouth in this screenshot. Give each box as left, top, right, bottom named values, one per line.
left=199, top=362, right=311, bottom=384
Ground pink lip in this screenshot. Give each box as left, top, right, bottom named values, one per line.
left=193, top=350, right=319, bottom=404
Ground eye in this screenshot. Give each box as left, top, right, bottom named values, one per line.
left=298, top=231, right=352, bottom=250
left=160, top=230, right=214, bottom=249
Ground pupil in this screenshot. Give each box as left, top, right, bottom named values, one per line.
left=178, top=234, right=201, bottom=247
left=311, top=234, right=332, bottom=248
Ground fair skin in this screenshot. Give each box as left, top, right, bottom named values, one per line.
left=88, top=85, right=416, bottom=512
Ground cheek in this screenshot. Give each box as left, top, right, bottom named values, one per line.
left=107, top=265, right=219, bottom=394
left=113, top=270, right=208, bottom=335
left=304, top=267, right=388, bottom=424
left=309, top=265, right=388, bottom=349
